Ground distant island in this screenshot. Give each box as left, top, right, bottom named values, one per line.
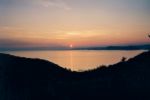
left=0, top=44, right=150, bottom=51
left=74, top=44, right=150, bottom=50
left=0, top=50, right=150, bottom=100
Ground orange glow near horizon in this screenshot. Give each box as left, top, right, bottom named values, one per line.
left=0, top=0, right=150, bottom=49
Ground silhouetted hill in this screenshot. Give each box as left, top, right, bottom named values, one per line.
left=0, top=51, right=150, bottom=100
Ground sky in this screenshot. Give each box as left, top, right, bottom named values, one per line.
left=0, top=0, right=150, bottom=49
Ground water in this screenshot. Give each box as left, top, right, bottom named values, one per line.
left=1, top=50, right=145, bottom=71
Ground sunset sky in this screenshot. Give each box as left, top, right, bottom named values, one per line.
left=0, top=0, right=150, bottom=49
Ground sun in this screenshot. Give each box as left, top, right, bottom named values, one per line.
left=70, top=44, right=73, bottom=48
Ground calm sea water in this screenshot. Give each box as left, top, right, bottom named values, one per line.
left=2, top=50, right=145, bottom=71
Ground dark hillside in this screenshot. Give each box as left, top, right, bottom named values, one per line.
left=0, top=51, right=150, bottom=100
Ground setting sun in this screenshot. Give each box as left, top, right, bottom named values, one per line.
left=70, top=44, right=73, bottom=48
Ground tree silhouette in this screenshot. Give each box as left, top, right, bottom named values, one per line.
left=121, top=57, right=126, bottom=62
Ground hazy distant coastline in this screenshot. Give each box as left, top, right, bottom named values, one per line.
left=75, top=44, right=150, bottom=50
left=0, top=44, right=150, bottom=51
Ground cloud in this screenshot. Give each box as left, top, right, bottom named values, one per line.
left=0, top=38, right=31, bottom=48
left=0, top=26, right=24, bottom=38
left=38, top=0, right=71, bottom=10
left=0, top=38, right=67, bottom=50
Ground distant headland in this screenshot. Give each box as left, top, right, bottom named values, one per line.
left=0, top=44, right=150, bottom=51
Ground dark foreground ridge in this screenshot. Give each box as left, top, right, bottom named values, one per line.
left=0, top=51, right=150, bottom=100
